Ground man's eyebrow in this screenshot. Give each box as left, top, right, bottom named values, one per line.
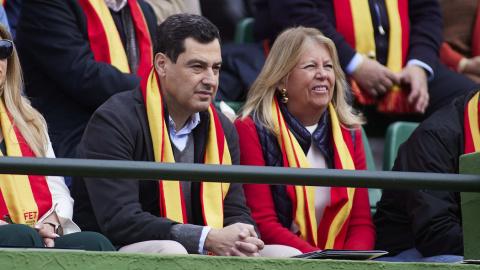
left=186, top=59, right=222, bottom=66
left=186, top=59, right=207, bottom=66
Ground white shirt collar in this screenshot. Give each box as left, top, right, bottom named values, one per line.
left=168, top=113, right=201, bottom=135
left=104, top=0, right=127, bottom=12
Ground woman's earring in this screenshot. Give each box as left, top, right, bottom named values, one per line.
left=280, top=88, right=288, bottom=103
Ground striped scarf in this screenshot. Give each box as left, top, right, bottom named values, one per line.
left=334, top=0, right=412, bottom=114
left=464, top=91, right=480, bottom=154
left=77, top=0, right=153, bottom=76
left=272, top=98, right=356, bottom=249
left=140, top=68, right=231, bottom=228
left=0, top=99, right=52, bottom=226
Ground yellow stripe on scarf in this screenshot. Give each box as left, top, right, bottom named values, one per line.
left=350, top=0, right=375, bottom=56
left=271, top=99, right=318, bottom=245
left=468, top=92, right=480, bottom=151
left=350, top=0, right=403, bottom=74
left=144, top=69, right=229, bottom=228
left=0, top=99, right=39, bottom=225
left=89, top=0, right=130, bottom=73
left=385, top=0, right=403, bottom=73
left=324, top=104, right=355, bottom=249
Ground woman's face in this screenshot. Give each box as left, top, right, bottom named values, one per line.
left=0, top=37, right=7, bottom=88
left=279, top=41, right=335, bottom=126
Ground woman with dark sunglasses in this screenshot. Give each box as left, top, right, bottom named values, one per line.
left=0, top=23, right=115, bottom=251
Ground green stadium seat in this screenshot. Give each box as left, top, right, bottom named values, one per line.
left=360, top=126, right=382, bottom=215
left=382, top=121, right=420, bottom=171
left=214, top=101, right=244, bottom=114
left=234, top=17, right=254, bottom=44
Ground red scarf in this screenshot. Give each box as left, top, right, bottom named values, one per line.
left=77, top=0, right=153, bottom=76
left=140, top=68, right=231, bottom=228
left=334, top=0, right=413, bottom=114
left=464, top=91, right=480, bottom=154
left=0, top=100, right=52, bottom=226
left=272, top=99, right=356, bottom=249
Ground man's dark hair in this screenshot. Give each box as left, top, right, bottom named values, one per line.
left=154, top=13, right=221, bottom=63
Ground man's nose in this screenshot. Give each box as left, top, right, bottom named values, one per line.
left=202, top=68, right=217, bottom=87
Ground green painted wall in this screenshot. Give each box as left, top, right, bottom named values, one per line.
left=1, top=250, right=480, bottom=270
left=460, top=152, right=480, bottom=260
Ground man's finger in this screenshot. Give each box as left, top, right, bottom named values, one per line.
left=235, top=241, right=259, bottom=254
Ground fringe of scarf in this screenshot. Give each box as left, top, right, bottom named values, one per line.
left=334, top=0, right=413, bottom=114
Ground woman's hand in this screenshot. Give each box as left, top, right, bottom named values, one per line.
left=34, top=222, right=60, bottom=247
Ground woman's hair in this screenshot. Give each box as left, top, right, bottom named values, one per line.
left=241, top=26, right=364, bottom=134
left=0, top=24, right=48, bottom=157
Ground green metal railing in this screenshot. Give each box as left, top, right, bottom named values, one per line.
left=0, top=156, right=479, bottom=191
left=0, top=154, right=479, bottom=269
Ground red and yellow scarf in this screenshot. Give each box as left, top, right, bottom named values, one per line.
left=0, top=99, right=52, bottom=226
left=77, top=0, right=153, bottom=76
left=334, top=0, right=412, bottom=114
left=272, top=98, right=356, bottom=249
left=464, top=91, right=480, bottom=154
left=141, top=68, right=230, bottom=228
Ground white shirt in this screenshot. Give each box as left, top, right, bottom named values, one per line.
left=104, top=0, right=127, bottom=12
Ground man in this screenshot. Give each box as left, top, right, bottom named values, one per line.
left=372, top=85, right=480, bottom=263
left=72, top=14, right=295, bottom=256
left=252, top=0, right=475, bottom=118
left=15, top=0, right=157, bottom=185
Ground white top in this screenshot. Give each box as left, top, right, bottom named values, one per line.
left=37, top=135, right=80, bottom=235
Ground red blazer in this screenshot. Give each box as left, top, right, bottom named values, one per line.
left=235, top=116, right=376, bottom=253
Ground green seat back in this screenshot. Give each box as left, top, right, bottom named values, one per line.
left=214, top=101, right=244, bottom=114
left=234, top=17, right=255, bottom=44
left=382, top=121, right=420, bottom=171
left=360, top=126, right=382, bottom=215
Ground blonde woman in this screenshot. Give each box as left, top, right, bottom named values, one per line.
left=235, top=26, right=375, bottom=253
left=0, top=23, right=114, bottom=251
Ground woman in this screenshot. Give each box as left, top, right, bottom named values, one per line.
left=0, top=23, right=114, bottom=251
left=439, top=0, right=480, bottom=83
left=235, top=27, right=375, bottom=253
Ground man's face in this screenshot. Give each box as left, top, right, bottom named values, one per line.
left=155, top=37, right=222, bottom=121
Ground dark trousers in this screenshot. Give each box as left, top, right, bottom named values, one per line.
left=0, top=224, right=115, bottom=251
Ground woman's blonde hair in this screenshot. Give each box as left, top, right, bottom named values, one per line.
left=241, top=26, right=364, bottom=134
left=0, top=24, right=48, bottom=157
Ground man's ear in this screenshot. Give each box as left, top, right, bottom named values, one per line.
left=154, top=53, right=167, bottom=77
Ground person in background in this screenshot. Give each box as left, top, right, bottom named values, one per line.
left=144, top=0, right=201, bottom=25
left=235, top=26, right=375, bottom=254
left=0, top=23, right=114, bottom=251
left=439, top=0, right=480, bottom=84
left=72, top=14, right=299, bottom=257
left=0, top=5, right=10, bottom=34
left=372, top=86, right=480, bottom=263
left=252, top=0, right=476, bottom=135
left=14, top=0, right=157, bottom=186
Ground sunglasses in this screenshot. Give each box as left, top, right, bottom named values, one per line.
left=0, top=40, right=13, bottom=60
